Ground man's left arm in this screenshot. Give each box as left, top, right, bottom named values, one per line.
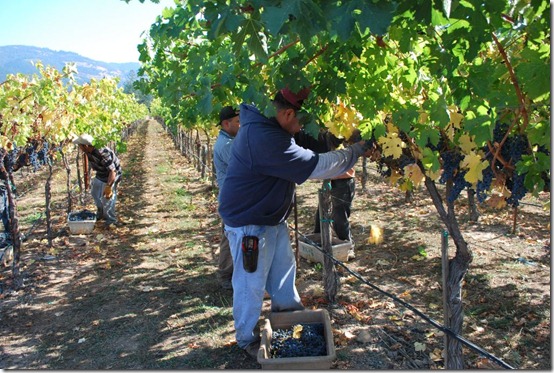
left=107, top=169, right=116, bottom=186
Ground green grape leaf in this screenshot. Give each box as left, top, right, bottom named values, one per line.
left=198, top=91, right=214, bottom=116
left=516, top=49, right=550, bottom=101
left=422, top=147, right=441, bottom=173
left=233, top=18, right=268, bottom=62
left=302, top=119, right=321, bottom=139
left=261, top=6, right=289, bottom=36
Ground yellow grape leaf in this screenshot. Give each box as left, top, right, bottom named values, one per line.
left=340, top=123, right=356, bottom=139
left=486, top=194, right=507, bottom=209
left=292, top=324, right=303, bottom=339
left=82, top=85, right=95, bottom=100
left=41, top=110, right=55, bottom=124
left=448, top=106, right=464, bottom=128
left=414, top=342, right=427, bottom=352
left=418, top=111, right=429, bottom=124
left=325, top=121, right=341, bottom=138
left=399, top=290, right=412, bottom=300
left=367, top=224, right=384, bottom=245
left=404, top=163, right=425, bottom=187
left=410, top=144, right=423, bottom=160
left=458, top=134, right=476, bottom=154
left=378, top=132, right=404, bottom=159
left=0, top=135, right=9, bottom=150
left=389, top=168, right=402, bottom=186
left=386, top=121, right=398, bottom=134
left=425, top=167, right=441, bottom=181
left=430, top=348, right=443, bottom=361
left=378, top=110, right=388, bottom=123
left=461, top=152, right=489, bottom=185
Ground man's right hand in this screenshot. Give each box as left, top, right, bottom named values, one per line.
left=346, top=129, right=362, bottom=144
left=103, top=185, right=113, bottom=199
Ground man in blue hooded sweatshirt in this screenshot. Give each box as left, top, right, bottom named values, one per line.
left=218, top=87, right=369, bottom=358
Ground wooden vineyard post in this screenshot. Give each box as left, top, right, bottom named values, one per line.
left=361, top=157, right=367, bottom=193
left=195, top=131, right=201, bottom=172
left=318, top=183, right=338, bottom=303
left=60, top=150, right=72, bottom=214
left=201, top=145, right=207, bottom=179
left=5, top=179, right=22, bottom=287
left=441, top=230, right=450, bottom=368
left=45, top=162, right=53, bottom=248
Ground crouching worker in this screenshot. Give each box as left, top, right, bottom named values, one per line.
left=73, top=134, right=122, bottom=227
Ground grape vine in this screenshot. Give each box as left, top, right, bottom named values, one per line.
left=133, top=1, right=549, bottom=367
left=0, top=61, right=149, bottom=276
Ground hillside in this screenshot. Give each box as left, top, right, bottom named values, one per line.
left=0, top=45, right=140, bottom=85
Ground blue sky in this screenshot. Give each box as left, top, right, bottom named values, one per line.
left=0, top=0, right=175, bottom=63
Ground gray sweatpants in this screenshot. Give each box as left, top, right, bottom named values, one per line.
left=91, top=177, right=118, bottom=224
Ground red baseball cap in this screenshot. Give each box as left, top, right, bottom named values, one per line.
left=280, top=87, right=310, bottom=109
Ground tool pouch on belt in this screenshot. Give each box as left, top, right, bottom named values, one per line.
left=241, top=236, right=259, bottom=273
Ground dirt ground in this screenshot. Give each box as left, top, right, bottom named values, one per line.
left=0, top=118, right=550, bottom=369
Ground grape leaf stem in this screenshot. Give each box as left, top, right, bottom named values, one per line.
left=491, top=32, right=528, bottom=131
left=486, top=141, right=514, bottom=172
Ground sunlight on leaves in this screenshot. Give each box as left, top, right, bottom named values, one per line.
left=378, top=132, right=405, bottom=159
left=461, top=152, right=489, bottom=185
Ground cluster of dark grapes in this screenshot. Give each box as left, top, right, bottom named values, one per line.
left=3, top=146, right=19, bottom=174
left=37, top=141, right=49, bottom=164
left=270, top=323, right=326, bottom=358
left=483, top=121, right=533, bottom=207
left=476, top=167, right=494, bottom=203
left=26, top=145, right=39, bottom=171
left=437, top=149, right=474, bottom=202
left=369, top=120, right=545, bottom=208
left=426, top=134, right=447, bottom=153
left=69, top=210, right=97, bottom=221
left=439, top=150, right=463, bottom=185
left=448, top=170, right=471, bottom=203
left=2, top=139, right=53, bottom=174
left=377, top=153, right=414, bottom=179
left=506, top=173, right=527, bottom=207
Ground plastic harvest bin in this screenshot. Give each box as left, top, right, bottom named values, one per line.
left=67, top=212, right=96, bottom=235
left=298, top=233, right=352, bottom=263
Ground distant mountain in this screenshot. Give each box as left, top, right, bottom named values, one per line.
left=0, top=45, right=140, bottom=85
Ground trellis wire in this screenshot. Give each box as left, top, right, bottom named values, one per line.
left=291, top=227, right=515, bottom=370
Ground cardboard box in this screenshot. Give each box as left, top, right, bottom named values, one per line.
left=298, top=233, right=352, bottom=263
left=257, top=309, right=336, bottom=369
left=68, top=212, right=96, bottom=235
